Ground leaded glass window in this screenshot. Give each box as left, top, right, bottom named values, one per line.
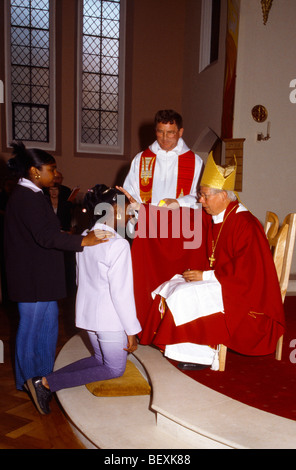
left=77, top=0, right=125, bottom=155
left=5, top=0, right=55, bottom=149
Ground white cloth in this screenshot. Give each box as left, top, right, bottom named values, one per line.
left=152, top=275, right=223, bottom=367
left=123, top=138, right=203, bottom=208
left=18, top=178, right=43, bottom=193
left=75, top=222, right=141, bottom=335
left=212, top=202, right=248, bottom=224
left=152, top=274, right=224, bottom=327
left=165, top=343, right=216, bottom=366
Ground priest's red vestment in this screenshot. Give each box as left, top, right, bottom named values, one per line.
left=131, top=204, right=210, bottom=338
left=139, top=201, right=285, bottom=356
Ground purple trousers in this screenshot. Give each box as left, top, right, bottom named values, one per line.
left=46, top=330, right=128, bottom=392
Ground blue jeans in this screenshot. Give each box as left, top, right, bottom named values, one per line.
left=46, top=330, right=128, bottom=392
left=15, top=301, right=59, bottom=390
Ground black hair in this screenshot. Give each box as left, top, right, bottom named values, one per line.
left=154, top=109, right=183, bottom=130
left=83, top=184, right=130, bottom=229
left=7, top=141, right=56, bottom=179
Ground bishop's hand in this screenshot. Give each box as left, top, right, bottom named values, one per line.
left=182, top=269, right=203, bottom=282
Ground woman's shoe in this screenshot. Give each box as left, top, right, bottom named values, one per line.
left=26, top=377, right=52, bottom=415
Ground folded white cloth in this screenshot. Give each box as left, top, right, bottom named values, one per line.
left=165, top=343, right=216, bottom=365
left=152, top=274, right=224, bottom=326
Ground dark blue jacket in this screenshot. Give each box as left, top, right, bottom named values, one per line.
left=4, top=184, right=83, bottom=302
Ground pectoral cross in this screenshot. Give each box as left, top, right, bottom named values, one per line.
left=209, top=253, right=215, bottom=268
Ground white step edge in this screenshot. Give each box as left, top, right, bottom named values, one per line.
left=54, top=333, right=296, bottom=449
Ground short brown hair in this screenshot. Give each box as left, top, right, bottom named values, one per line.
left=154, top=110, right=183, bottom=130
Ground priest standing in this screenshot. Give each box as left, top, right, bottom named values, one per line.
left=123, top=109, right=203, bottom=208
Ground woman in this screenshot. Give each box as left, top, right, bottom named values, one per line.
left=26, top=185, right=141, bottom=414
left=4, top=142, right=108, bottom=393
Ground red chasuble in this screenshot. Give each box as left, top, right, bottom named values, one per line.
left=131, top=204, right=210, bottom=340
left=139, top=148, right=196, bottom=203
left=144, top=201, right=285, bottom=356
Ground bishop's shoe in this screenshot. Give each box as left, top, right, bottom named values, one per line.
left=177, top=362, right=210, bottom=371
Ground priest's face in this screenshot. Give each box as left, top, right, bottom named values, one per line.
left=198, top=187, right=229, bottom=216
left=155, top=122, right=184, bottom=152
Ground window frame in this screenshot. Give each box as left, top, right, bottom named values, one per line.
left=76, top=0, right=126, bottom=156
left=199, top=0, right=221, bottom=73
left=4, top=0, right=56, bottom=151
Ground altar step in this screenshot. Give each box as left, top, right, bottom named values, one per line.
left=54, top=334, right=296, bottom=449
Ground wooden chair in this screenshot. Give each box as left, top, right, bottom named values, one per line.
left=218, top=212, right=296, bottom=371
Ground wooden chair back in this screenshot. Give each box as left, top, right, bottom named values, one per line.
left=264, top=212, right=296, bottom=301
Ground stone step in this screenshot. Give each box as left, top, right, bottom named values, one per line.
left=54, top=333, right=296, bottom=449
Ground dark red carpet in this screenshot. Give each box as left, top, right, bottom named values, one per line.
left=172, top=295, right=296, bottom=421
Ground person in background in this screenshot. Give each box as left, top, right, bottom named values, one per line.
left=46, top=184, right=73, bottom=232
left=53, top=170, right=72, bottom=200
left=26, top=185, right=141, bottom=415
left=44, top=170, right=74, bottom=232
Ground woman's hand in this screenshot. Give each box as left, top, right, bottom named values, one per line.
left=81, top=230, right=114, bottom=246
left=182, top=269, right=203, bottom=282
left=94, top=229, right=115, bottom=240
left=124, top=335, right=138, bottom=353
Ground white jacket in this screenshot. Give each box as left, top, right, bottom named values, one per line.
left=75, top=222, right=142, bottom=335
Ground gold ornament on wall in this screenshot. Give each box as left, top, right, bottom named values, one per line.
left=261, top=0, right=273, bottom=25
left=251, top=105, right=271, bottom=142
left=251, top=105, right=268, bottom=123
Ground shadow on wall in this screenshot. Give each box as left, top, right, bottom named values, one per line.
left=112, top=119, right=155, bottom=187
left=138, top=120, right=155, bottom=150
left=113, top=163, right=131, bottom=187
left=191, top=127, right=221, bottom=164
